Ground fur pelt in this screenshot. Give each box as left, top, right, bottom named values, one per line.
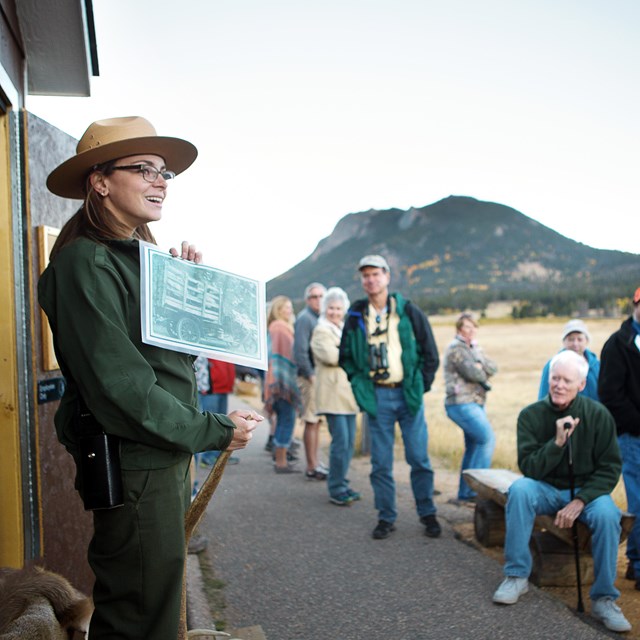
left=0, top=566, right=93, bottom=639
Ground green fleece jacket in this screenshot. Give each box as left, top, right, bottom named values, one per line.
left=38, top=237, right=234, bottom=471
left=517, top=394, right=621, bottom=505
left=339, top=293, right=439, bottom=418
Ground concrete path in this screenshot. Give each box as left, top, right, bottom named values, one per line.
left=190, top=393, right=613, bottom=640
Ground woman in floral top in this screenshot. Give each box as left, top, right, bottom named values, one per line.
left=264, top=296, right=301, bottom=472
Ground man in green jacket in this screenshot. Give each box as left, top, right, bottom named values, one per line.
left=339, top=254, right=440, bottom=540
left=493, top=349, right=630, bottom=633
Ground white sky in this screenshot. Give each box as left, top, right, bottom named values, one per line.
left=27, top=0, right=639, bottom=282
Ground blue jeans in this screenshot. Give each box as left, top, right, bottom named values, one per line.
left=368, top=386, right=436, bottom=523
left=445, top=402, right=496, bottom=500
left=619, top=433, right=640, bottom=574
left=196, top=393, right=229, bottom=466
left=503, top=477, right=621, bottom=601
left=326, top=414, right=356, bottom=498
left=272, top=398, right=296, bottom=448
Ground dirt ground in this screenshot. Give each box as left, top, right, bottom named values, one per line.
left=453, top=520, right=640, bottom=637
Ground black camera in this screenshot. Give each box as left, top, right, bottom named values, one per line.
left=369, top=343, right=390, bottom=381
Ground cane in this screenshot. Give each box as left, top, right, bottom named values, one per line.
left=564, top=421, right=585, bottom=613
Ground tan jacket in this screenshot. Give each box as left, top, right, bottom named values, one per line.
left=311, top=319, right=358, bottom=415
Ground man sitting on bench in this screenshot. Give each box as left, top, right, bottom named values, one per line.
left=492, top=349, right=631, bottom=633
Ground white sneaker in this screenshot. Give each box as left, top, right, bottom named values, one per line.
left=317, top=461, right=329, bottom=474
left=492, top=577, right=529, bottom=605
left=591, top=597, right=632, bottom=633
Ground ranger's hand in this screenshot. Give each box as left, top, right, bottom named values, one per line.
left=226, top=410, right=263, bottom=451
left=169, top=240, right=202, bottom=264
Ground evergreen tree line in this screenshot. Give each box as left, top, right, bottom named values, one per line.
left=412, top=277, right=638, bottom=318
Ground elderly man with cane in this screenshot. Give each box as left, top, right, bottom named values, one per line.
left=492, top=350, right=631, bottom=634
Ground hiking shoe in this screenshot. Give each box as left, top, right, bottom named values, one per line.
left=305, top=468, right=327, bottom=481
left=492, top=577, right=529, bottom=605
left=420, top=514, right=442, bottom=538
left=272, top=451, right=299, bottom=462
left=625, top=561, right=635, bottom=581
left=274, top=465, right=301, bottom=474
left=591, top=597, right=632, bottom=633
left=346, top=488, right=361, bottom=501
left=187, top=534, right=208, bottom=554
left=329, top=493, right=353, bottom=506
left=372, top=520, right=396, bottom=539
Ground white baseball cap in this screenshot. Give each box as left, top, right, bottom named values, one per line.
left=358, top=254, right=390, bottom=272
left=561, top=319, right=590, bottom=343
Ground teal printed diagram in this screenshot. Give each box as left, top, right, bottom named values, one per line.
left=139, top=241, right=267, bottom=370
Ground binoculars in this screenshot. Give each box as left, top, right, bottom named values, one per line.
left=369, top=342, right=390, bottom=381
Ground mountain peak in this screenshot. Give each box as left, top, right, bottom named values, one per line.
left=268, top=196, right=637, bottom=315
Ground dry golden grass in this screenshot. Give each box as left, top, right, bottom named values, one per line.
left=423, top=316, right=627, bottom=509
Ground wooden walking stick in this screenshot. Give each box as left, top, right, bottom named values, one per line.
left=178, top=450, right=232, bottom=640
left=564, top=421, right=585, bottom=613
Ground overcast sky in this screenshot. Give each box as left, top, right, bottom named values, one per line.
left=28, top=0, right=639, bottom=282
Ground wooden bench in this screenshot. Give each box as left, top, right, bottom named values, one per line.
left=462, top=468, right=635, bottom=587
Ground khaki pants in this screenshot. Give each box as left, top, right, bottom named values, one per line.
left=297, top=376, right=319, bottom=423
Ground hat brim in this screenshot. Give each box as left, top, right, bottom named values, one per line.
left=47, top=135, right=198, bottom=199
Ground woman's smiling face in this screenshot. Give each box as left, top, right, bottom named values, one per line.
left=93, top=154, right=170, bottom=235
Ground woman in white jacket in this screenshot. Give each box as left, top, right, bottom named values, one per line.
left=311, top=287, right=360, bottom=506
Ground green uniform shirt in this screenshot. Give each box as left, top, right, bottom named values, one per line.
left=38, top=237, right=234, bottom=471
left=517, top=394, right=621, bottom=505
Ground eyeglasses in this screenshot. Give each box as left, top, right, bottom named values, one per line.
left=111, top=164, right=176, bottom=183
left=307, top=294, right=323, bottom=299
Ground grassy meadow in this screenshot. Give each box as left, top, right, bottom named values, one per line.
left=417, top=315, right=627, bottom=508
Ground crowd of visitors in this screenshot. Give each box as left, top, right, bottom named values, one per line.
left=37, top=115, right=638, bottom=636
left=259, top=266, right=638, bottom=634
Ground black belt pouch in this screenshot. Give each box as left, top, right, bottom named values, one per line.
left=76, top=399, right=124, bottom=511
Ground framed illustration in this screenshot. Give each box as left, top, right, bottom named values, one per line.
left=37, top=225, right=60, bottom=371
left=139, top=241, right=268, bottom=370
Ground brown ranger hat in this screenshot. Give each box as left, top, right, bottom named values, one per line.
left=46, top=116, right=198, bottom=199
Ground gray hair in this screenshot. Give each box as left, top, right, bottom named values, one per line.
left=549, top=349, right=589, bottom=382
left=304, top=282, right=326, bottom=299
left=321, top=286, right=350, bottom=316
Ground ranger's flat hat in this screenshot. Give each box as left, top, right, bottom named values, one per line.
left=47, top=116, right=198, bottom=199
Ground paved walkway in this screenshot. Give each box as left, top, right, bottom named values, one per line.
left=190, top=393, right=613, bottom=640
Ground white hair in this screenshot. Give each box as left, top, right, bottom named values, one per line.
left=549, top=349, right=589, bottom=382
left=304, top=282, right=326, bottom=299
left=320, top=287, right=350, bottom=316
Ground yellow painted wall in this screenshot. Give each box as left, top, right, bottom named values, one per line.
left=0, top=110, right=23, bottom=567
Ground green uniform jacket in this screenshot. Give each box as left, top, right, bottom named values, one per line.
left=38, top=237, right=235, bottom=471
left=517, top=394, right=621, bottom=505
left=339, top=293, right=439, bottom=418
